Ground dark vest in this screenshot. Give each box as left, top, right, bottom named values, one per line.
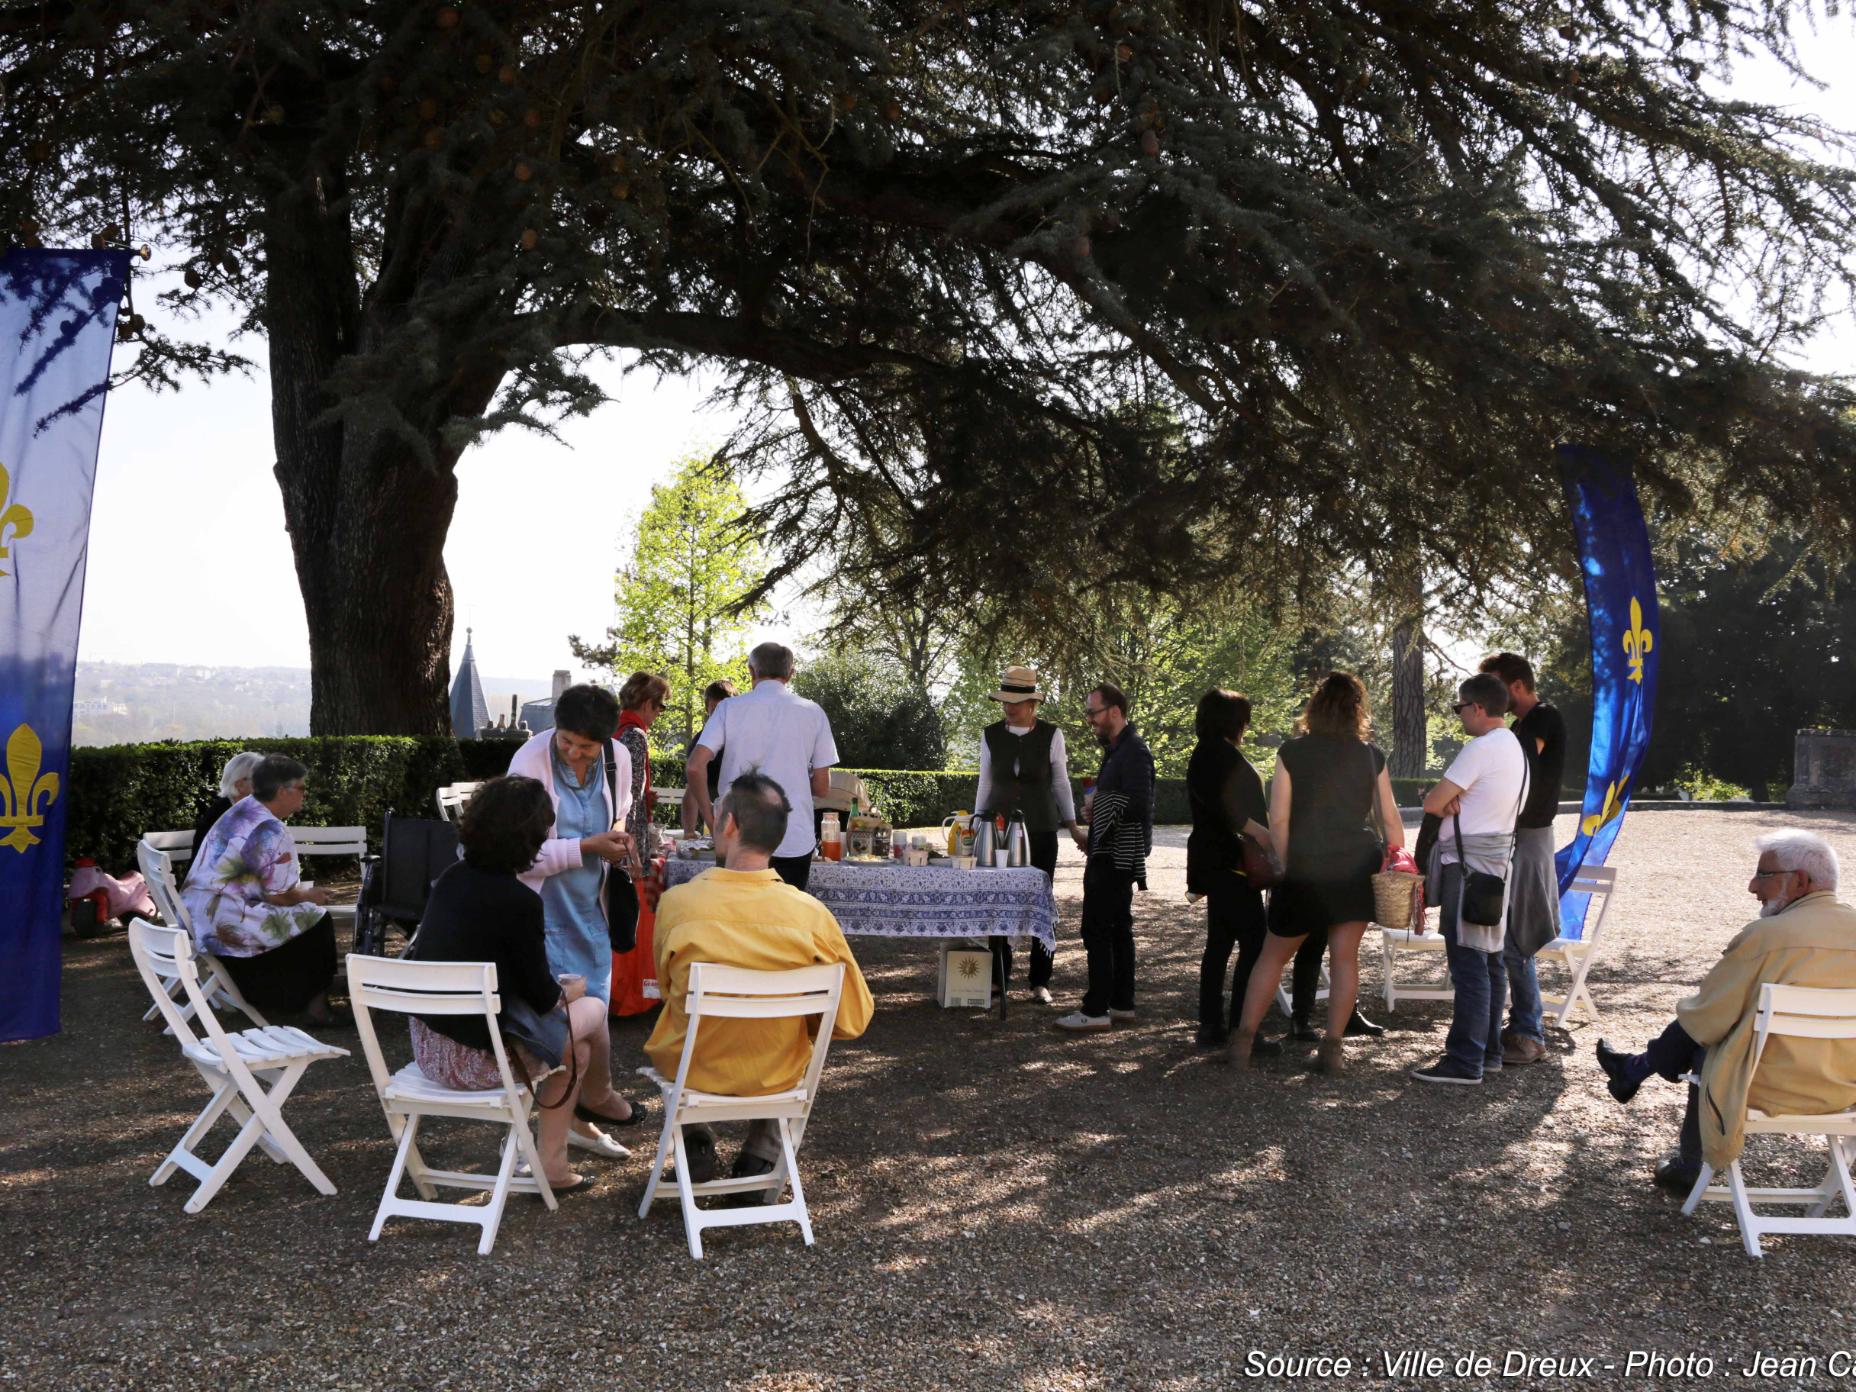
left=982, top=720, right=1059, bottom=830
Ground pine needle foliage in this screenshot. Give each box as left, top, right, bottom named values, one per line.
left=5, top=1, right=1856, bottom=725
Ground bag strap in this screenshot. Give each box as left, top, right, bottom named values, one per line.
left=602, top=740, right=619, bottom=827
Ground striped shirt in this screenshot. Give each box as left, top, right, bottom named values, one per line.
left=1088, top=724, right=1155, bottom=883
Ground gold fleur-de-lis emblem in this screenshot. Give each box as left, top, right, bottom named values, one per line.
left=1621, top=596, right=1653, bottom=685
left=1580, top=778, right=1627, bottom=837
left=0, top=723, right=60, bottom=853
left=0, top=458, right=34, bottom=578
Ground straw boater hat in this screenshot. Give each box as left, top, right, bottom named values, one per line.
left=988, top=665, right=1045, bottom=704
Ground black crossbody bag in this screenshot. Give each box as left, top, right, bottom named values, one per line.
left=603, top=742, right=638, bottom=954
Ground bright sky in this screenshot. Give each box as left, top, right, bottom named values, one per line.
left=72, top=29, right=1856, bottom=686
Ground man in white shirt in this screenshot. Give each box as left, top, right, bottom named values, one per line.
left=1411, top=672, right=1530, bottom=1086
left=686, top=642, right=840, bottom=893
left=972, top=665, right=1078, bottom=1005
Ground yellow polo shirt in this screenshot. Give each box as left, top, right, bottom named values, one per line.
left=645, top=867, right=875, bottom=1096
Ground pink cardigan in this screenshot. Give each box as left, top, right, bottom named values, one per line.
left=506, top=728, right=634, bottom=900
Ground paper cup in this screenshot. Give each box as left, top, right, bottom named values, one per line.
left=953, top=855, right=976, bottom=871
left=992, top=850, right=1010, bottom=868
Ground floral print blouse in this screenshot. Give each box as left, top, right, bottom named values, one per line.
left=179, top=795, right=323, bottom=957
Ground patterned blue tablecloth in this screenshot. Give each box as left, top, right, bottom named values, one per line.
left=662, top=858, right=1057, bottom=951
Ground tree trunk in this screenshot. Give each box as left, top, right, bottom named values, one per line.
left=263, top=166, right=465, bottom=734
left=1389, top=606, right=1426, bottom=779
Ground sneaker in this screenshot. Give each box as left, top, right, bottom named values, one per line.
left=1107, top=1006, right=1137, bottom=1023
left=1482, top=1057, right=1503, bottom=1075
left=1053, top=1011, right=1112, bottom=1033
left=1029, top=986, right=1054, bottom=1006
left=1410, top=1056, right=1483, bottom=1086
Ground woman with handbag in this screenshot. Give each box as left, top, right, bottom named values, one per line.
left=506, top=683, right=650, bottom=1155
left=405, top=776, right=614, bottom=1192
left=1186, top=690, right=1275, bottom=1050
left=1226, top=672, right=1405, bottom=1074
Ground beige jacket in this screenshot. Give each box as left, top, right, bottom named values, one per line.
left=1678, top=891, right=1856, bottom=1170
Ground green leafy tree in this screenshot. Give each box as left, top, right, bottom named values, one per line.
left=793, top=649, right=946, bottom=771
left=571, top=456, right=763, bottom=748
left=11, top=1, right=1856, bottom=730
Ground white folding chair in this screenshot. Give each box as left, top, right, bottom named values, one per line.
left=1378, top=905, right=1452, bottom=1013
left=134, top=839, right=267, bottom=1030
left=347, top=954, right=557, bottom=1255
left=1535, top=865, right=1616, bottom=1027
left=637, top=962, right=846, bottom=1259
left=143, top=827, right=196, bottom=868
left=290, top=825, right=367, bottom=928
left=434, top=782, right=482, bottom=823
left=1681, top=984, right=1856, bottom=1258
left=126, top=919, right=347, bottom=1213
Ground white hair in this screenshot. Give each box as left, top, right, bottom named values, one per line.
left=218, top=750, right=266, bottom=801
left=1757, top=830, right=1839, bottom=891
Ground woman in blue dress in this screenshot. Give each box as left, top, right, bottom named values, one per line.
left=507, top=683, right=650, bottom=1154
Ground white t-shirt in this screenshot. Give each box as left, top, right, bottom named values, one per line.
left=696, top=680, right=840, bottom=860
left=1440, top=727, right=1530, bottom=838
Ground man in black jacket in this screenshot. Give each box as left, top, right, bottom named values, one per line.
left=1055, top=682, right=1155, bottom=1034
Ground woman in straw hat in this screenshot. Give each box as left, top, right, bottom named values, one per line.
left=972, top=665, right=1077, bottom=1005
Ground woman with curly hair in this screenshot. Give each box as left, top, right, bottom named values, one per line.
left=405, top=775, right=618, bottom=1192
left=1227, top=672, right=1404, bottom=1074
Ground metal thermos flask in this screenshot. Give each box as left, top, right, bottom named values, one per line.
left=1006, top=813, right=1028, bottom=867
left=972, top=817, right=996, bottom=865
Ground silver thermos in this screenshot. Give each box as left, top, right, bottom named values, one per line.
left=1006, top=812, right=1028, bottom=867
left=972, top=815, right=996, bottom=865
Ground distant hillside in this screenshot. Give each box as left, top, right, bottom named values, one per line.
left=72, top=662, right=552, bottom=745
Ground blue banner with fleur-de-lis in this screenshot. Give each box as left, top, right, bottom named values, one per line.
left=1554, top=446, right=1659, bottom=940
left=0, top=249, right=129, bottom=1042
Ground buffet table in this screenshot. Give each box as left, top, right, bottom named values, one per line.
left=661, top=857, right=1057, bottom=1017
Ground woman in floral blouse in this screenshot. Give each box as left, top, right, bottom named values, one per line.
left=180, top=753, right=339, bottom=1023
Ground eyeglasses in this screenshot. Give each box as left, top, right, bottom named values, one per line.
left=1751, top=869, right=1795, bottom=880
left=1451, top=702, right=1475, bottom=715
left=1083, top=706, right=1107, bottom=718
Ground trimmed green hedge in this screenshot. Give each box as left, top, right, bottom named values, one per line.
left=68, top=742, right=1460, bottom=873
left=68, top=737, right=521, bottom=872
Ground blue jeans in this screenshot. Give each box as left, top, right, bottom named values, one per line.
left=1440, top=867, right=1507, bottom=1076
left=1504, top=937, right=1544, bottom=1044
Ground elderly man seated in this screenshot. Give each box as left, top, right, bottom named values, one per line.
left=1596, top=830, right=1856, bottom=1194
left=645, top=770, right=874, bottom=1190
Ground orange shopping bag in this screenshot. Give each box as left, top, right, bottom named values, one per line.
left=609, top=863, right=662, bottom=1017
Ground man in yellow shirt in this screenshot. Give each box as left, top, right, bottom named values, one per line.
left=647, top=770, right=874, bottom=1184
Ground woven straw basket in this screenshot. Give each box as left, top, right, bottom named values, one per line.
left=1370, top=869, right=1423, bottom=930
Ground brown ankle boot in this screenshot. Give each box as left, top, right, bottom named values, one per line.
left=1224, top=1031, right=1254, bottom=1070
left=1316, top=1038, right=1345, bottom=1074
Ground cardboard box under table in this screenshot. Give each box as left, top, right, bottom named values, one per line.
left=661, top=857, right=1057, bottom=1020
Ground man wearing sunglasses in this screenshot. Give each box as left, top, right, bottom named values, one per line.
left=1597, top=831, right=1856, bottom=1196
left=1410, top=673, right=1530, bottom=1086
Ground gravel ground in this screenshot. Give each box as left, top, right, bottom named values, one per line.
left=7, top=808, right=1856, bottom=1391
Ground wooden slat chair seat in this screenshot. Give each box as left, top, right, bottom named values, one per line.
left=637, top=962, right=846, bottom=1259
left=127, top=919, right=347, bottom=1214
left=1682, top=984, right=1856, bottom=1258
left=347, top=954, right=558, bottom=1256
left=135, top=839, right=266, bottom=1030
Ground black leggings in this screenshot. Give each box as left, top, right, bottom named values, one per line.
left=1290, top=928, right=1327, bottom=1022
left=1199, top=882, right=1266, bottom=1035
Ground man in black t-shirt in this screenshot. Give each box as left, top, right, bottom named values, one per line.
left=1480, top=653, right=1568, bottom=1064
